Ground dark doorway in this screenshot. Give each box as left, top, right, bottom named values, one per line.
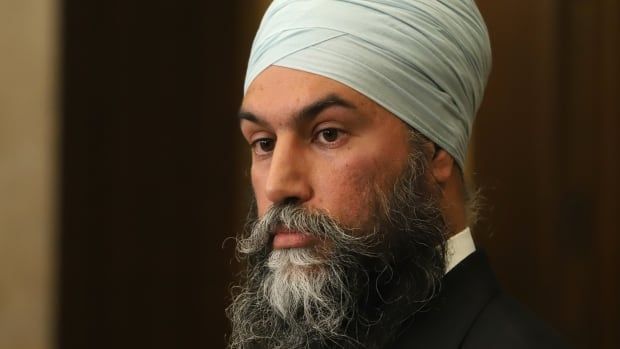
left=58, top=2, right=242, bottom=348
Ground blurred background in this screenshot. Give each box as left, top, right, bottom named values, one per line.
left=0, top=0, right=617, bottom=348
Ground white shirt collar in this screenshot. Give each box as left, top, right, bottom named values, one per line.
left=445, top=227, right=476, bottom=274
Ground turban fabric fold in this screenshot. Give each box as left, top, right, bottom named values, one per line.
left=244, top=0, right=492, bottom=170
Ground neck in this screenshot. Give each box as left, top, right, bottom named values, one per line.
left=439, top=172, right=468, bottom=238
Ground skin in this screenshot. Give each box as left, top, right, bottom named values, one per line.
left=239, top=66, right=467, bottom=246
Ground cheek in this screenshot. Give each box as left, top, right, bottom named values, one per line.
left=250, top=163, right=269, bottom=217
left=316, top=156, right=389, bottom=228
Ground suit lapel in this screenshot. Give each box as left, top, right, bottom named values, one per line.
left=389, top=251, right=500, bottom=349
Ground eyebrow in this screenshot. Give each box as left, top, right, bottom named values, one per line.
left=238, top=93, right=357, bottom=127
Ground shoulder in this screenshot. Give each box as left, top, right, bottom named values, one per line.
left=462, top=292, right=570, bottom=349
left=390, top=250, right=571, bottom=349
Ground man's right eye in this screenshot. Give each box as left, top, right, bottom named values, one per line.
left=251, top=138, right=275, bottom=155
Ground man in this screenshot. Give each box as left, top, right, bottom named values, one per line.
left=228, top=1, right=567, bottom=348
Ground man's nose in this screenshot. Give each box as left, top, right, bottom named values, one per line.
left=265, top=138, right=312, bottom=205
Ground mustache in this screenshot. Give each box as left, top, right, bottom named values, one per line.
left=236, top=203, right=378, bottom=257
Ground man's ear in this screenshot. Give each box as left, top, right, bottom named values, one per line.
left=430, top=149, right=455, bottom=185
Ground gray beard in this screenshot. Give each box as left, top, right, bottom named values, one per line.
left=227, top=152, right=448, bottom=349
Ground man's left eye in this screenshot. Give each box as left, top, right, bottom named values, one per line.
left=317, top=128, right=341, bottom=143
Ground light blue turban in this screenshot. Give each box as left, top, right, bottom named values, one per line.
left=244, top=0, right=492, bottom=170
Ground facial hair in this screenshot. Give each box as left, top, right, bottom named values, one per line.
left=227, top=149, right=448, bottom=349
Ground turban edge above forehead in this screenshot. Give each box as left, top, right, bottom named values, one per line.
left=244, top=0, right=492, bottom=170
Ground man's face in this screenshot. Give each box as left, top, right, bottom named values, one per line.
left=231, top=65, right=447, bottom=349
left=240, top=66, right=412, bottom=240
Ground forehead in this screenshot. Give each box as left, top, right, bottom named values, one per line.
left=242, top=66, right=378, bottom=117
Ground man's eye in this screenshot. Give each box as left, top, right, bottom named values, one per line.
left=251, top=138, right=275, bottom=155
left=317, top=128, right=341, bottom=143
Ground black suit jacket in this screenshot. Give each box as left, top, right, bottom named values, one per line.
left=390, top=251, right=569, bottom=349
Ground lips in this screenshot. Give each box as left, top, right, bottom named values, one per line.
left=272, top=229, right=317, bottom=249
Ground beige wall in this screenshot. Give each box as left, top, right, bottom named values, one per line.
left=0, top=0, right=56, bottom=348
